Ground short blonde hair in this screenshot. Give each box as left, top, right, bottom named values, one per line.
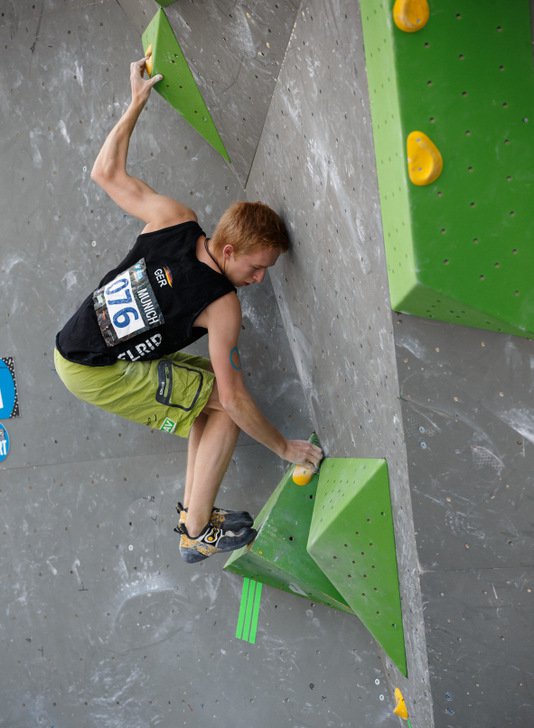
left=211, top=201, right=290, bottom=256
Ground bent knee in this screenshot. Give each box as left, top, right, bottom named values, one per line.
left=202, top=384, right=239, bottom=431
left=203, top=380, right=225, bottom=412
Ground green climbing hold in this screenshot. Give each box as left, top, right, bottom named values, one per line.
left=308, top=458, right=407, bottom=676
left=142, top=9, right=230, bottom=163
left=224, top=436, right=353, bottom=615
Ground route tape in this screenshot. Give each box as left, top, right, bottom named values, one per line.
left=236, top=578, right=262, bottom=644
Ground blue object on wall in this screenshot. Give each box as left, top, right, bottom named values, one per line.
left=0, top=357, right=19, bottom=419
left=0, top=424, right=10, bottom=462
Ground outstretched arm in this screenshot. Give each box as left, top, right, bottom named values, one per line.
left=205, top=293, right=323, bottom=469
left=90, top=57, right=195, bottom=230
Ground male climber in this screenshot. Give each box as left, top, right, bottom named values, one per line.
left=54, top=57, right=322, bottom=563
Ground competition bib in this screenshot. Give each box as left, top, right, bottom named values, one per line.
left=93, top=259, right=165, bottom=347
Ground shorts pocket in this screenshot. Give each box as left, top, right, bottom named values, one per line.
left=155, top=360, right=204, bottom=412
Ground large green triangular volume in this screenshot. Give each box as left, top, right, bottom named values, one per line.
left=307, top=459, right=407, bottom=676
left=141, top=9, right=230, bottom=162
left=225, top=437, right=353, bottom=615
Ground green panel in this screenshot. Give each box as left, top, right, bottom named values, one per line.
left=142, top=9, right=230, bottom=162
left=359, top=3, right=417, bottom=311
left=360, top=1, right=534, bottom=338
left=307, top=459, right=407, bottom=676
left=224, top=436, right=353, bottom=615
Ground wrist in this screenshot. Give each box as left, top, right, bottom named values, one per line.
left=128, top=96, right=146, bottom=113
left=276, top=437, right=289, bottom=460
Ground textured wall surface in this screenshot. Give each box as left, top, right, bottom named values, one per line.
left=1, top=2, right=246, bottom=471
left=1, top=2, right=419, bottom=727
left=116, top=0, right=300, bottom=185
left=5, top=1, right=530, bottom=727
left=395, top=314, right=534, bottom=727
left=246, top=0, right=433, bottom=725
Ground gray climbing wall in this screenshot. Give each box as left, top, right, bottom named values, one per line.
left=115, top=0, right=300, bottom=184
left=246, top=0, right=433, bottom=725
left=395, top=314, right=534, bottom=727
left=0, top=2, right=316, bottom=726
left=245, top=1, right=534, bottom=727
left=2, top=1, right=532, bottom=727
left=0, top=1, right=415, bottom=727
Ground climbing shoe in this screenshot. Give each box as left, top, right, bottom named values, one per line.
left=176, top=501, right=254, bottom=531
left=176, top=522, right=257, bottom=564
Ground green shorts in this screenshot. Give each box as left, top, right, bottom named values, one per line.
left=54, top=348, right=215, bottom=438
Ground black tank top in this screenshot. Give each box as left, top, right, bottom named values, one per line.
left=56, top=221, right=235, bottom=366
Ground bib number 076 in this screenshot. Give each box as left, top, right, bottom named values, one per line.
left=93, top=257, right=164, bottom=347
left=105, top=277, right=141, bottom=329
left=103, top=276, right=144, bottom=338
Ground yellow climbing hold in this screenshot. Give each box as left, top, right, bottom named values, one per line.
left=407, top=130, right=443, bottom=186
left=393, top=688, right=409, bottom=720
left=292, top=464, right=315, bottom=486
left=393, top=0, right=430, bottom=32
left=145, top=44, right=154, bottom=75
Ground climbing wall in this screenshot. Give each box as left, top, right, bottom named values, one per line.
left=245, top=0, right=433, bottom=723
left=395, top=313, right=534, bottom=727
left=225, top=456, right=354, bottom=615
left=127, top=0, right=300, bottom=184
left=308, top=459, right=407, bottom=676
left=142, top=9, right=230, bottom=162
left=227, top=455, right=407, bottom=675
left=360, top=0, right=534, bottom=338
left=0, top=2, right=418, bottom=727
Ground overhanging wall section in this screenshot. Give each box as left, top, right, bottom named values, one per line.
left=361, top=0, right=534, bottom=338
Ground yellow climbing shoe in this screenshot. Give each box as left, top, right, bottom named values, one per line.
left=176, top=522, right=257, bottom=564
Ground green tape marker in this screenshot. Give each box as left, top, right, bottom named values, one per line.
left=236, top=578, right=262, bottom=643
left=247, top=581, right=262, bottom=643
left=235, top=577, right=251, bottom=640
left=241, top=579, right=254, bottom=640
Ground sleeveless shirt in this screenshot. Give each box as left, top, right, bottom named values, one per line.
left=56, top=221, right=235, bottom=366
